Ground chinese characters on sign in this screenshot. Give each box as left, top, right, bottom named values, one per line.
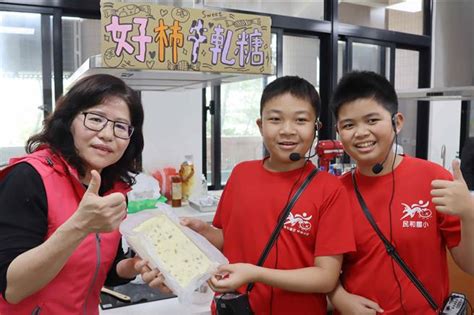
left=101, top=2, right=272, bottom=74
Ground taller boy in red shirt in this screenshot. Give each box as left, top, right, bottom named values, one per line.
left=329, top=71, right=474, bottom=314
left=177, top=76, right=356, bottom=314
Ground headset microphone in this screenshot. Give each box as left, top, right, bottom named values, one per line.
left=289, top=152, right=302, bottom=161
left=372, top=161, right=385, bottom=174
left=289, top=150, right=318, bottom=162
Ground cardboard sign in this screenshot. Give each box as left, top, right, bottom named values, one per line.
left=101, top=1, right=273, bottom=74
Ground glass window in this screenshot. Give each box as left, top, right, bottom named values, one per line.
left=351, top=42, right=390, bottom=79
left=395, top=49, right=419, bottom=90
left=339, top=0, right=423, bottom=35
left=352, top=42, right=382, bottom=73
left=207, top=33, right=276, bottom=185
left=337, top=40, right=346, bottom=81
left=283, top=35, right=320, bottom=90
left=62, top=17, right=100, bottom=85
left=0, top=11, right=47, bottom=165
left=219, top=78, right=266, bottom=184
left=205, top=86, right=212, bottom=180
left=395, top=49, right=419, bottom=158
left=204, top=0, right=324, bottom=21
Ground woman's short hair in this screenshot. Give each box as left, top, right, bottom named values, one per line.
left=27, top=74, right=144, bottom=190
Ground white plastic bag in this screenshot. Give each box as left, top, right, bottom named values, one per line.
left=120, top=204, right=228, bottom=306
left=127, top=173, right=162, bottom=213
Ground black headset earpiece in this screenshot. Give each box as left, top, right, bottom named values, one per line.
left=391, top=114, right=397, bottom=133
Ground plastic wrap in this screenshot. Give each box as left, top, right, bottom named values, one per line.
left=120, top=204, right=228, bottom=305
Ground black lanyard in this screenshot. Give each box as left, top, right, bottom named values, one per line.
left=351, top=171, right=439, bottom=311
left=246, top=167, right=319, bottom=293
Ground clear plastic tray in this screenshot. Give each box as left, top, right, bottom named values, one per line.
left=120, top=204, right=228, bottom=306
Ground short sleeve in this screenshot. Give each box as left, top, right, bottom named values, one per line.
left=212, top=169, right=236, bottom=229
left=438, top=212, right=461, bottom=249
left=314, top=182, right=356, bottom=257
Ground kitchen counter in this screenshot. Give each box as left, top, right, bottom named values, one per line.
left=99, top=297, right=211, bottom=315
left=172, top=204, right=216, bottom=223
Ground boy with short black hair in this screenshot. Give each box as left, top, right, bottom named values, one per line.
left=175, top=76, right=356, bottom=314
left=329, top=71, right=474, bottom=314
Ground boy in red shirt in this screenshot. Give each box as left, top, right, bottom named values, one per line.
left=144, top=76, right=356, bottom=314
left=329, top=71, right=474, bottom=314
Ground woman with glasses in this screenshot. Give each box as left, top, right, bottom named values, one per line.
left=0, top=74, right=148, bottom=314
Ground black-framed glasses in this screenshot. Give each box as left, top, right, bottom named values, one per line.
left=81, top=112, right=134, bottom=140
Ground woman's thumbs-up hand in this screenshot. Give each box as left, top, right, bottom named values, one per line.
left=72, top=170, right=127, bottom=234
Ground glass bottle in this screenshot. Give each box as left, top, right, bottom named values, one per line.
left=171, top=175, right=182, bottom=207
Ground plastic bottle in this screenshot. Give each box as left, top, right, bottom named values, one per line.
left=171, top=175, right=182, bottom=207
left=179, top=154, right=195, bottom=203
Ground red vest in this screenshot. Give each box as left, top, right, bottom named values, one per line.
left=0, top=148, right=130, bottom=315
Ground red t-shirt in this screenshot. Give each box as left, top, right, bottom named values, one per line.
left=338, top=156, right=461, bottom=315
left=213, top=160, right=355, bottom=315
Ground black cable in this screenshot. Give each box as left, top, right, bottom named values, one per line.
left=387, top=133, right=408, bottom=315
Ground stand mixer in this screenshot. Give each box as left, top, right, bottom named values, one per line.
left=316, top=140, right=345, bottom=172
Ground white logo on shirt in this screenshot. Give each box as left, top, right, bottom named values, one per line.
left=284, top=211, right=312, bottom=236
left=400, top=200, right=432, bottom=229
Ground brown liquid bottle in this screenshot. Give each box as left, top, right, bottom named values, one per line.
left=171, top=175, right=182, bottom=207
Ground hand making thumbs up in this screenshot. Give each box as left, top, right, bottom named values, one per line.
left=431, top=159, right=474, bottom=219
left=72, top=170, right=127, bottom=234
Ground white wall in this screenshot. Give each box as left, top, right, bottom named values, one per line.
left=428, top=100, right=461, bottom=169
left=141, top=89, right=203, bottom=194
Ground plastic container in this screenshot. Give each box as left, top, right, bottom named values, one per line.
left=119, top=205, right=228, bottom=306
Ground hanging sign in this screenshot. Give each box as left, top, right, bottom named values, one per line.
left=101, top=1, right=272, bottom=74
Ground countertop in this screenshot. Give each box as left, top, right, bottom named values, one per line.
left=171, top=204, right=216, bottom=223
left=99, top=297, right=211, bottom=315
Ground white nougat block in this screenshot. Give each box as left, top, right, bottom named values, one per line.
left=133, top=214, right=213, bottom=288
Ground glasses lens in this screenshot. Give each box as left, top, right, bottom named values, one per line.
left=83, top=112, right=133, bottom=139
left=114, top=122, right=133, bottom=139
left=84, top=113, right=106, bottom=131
